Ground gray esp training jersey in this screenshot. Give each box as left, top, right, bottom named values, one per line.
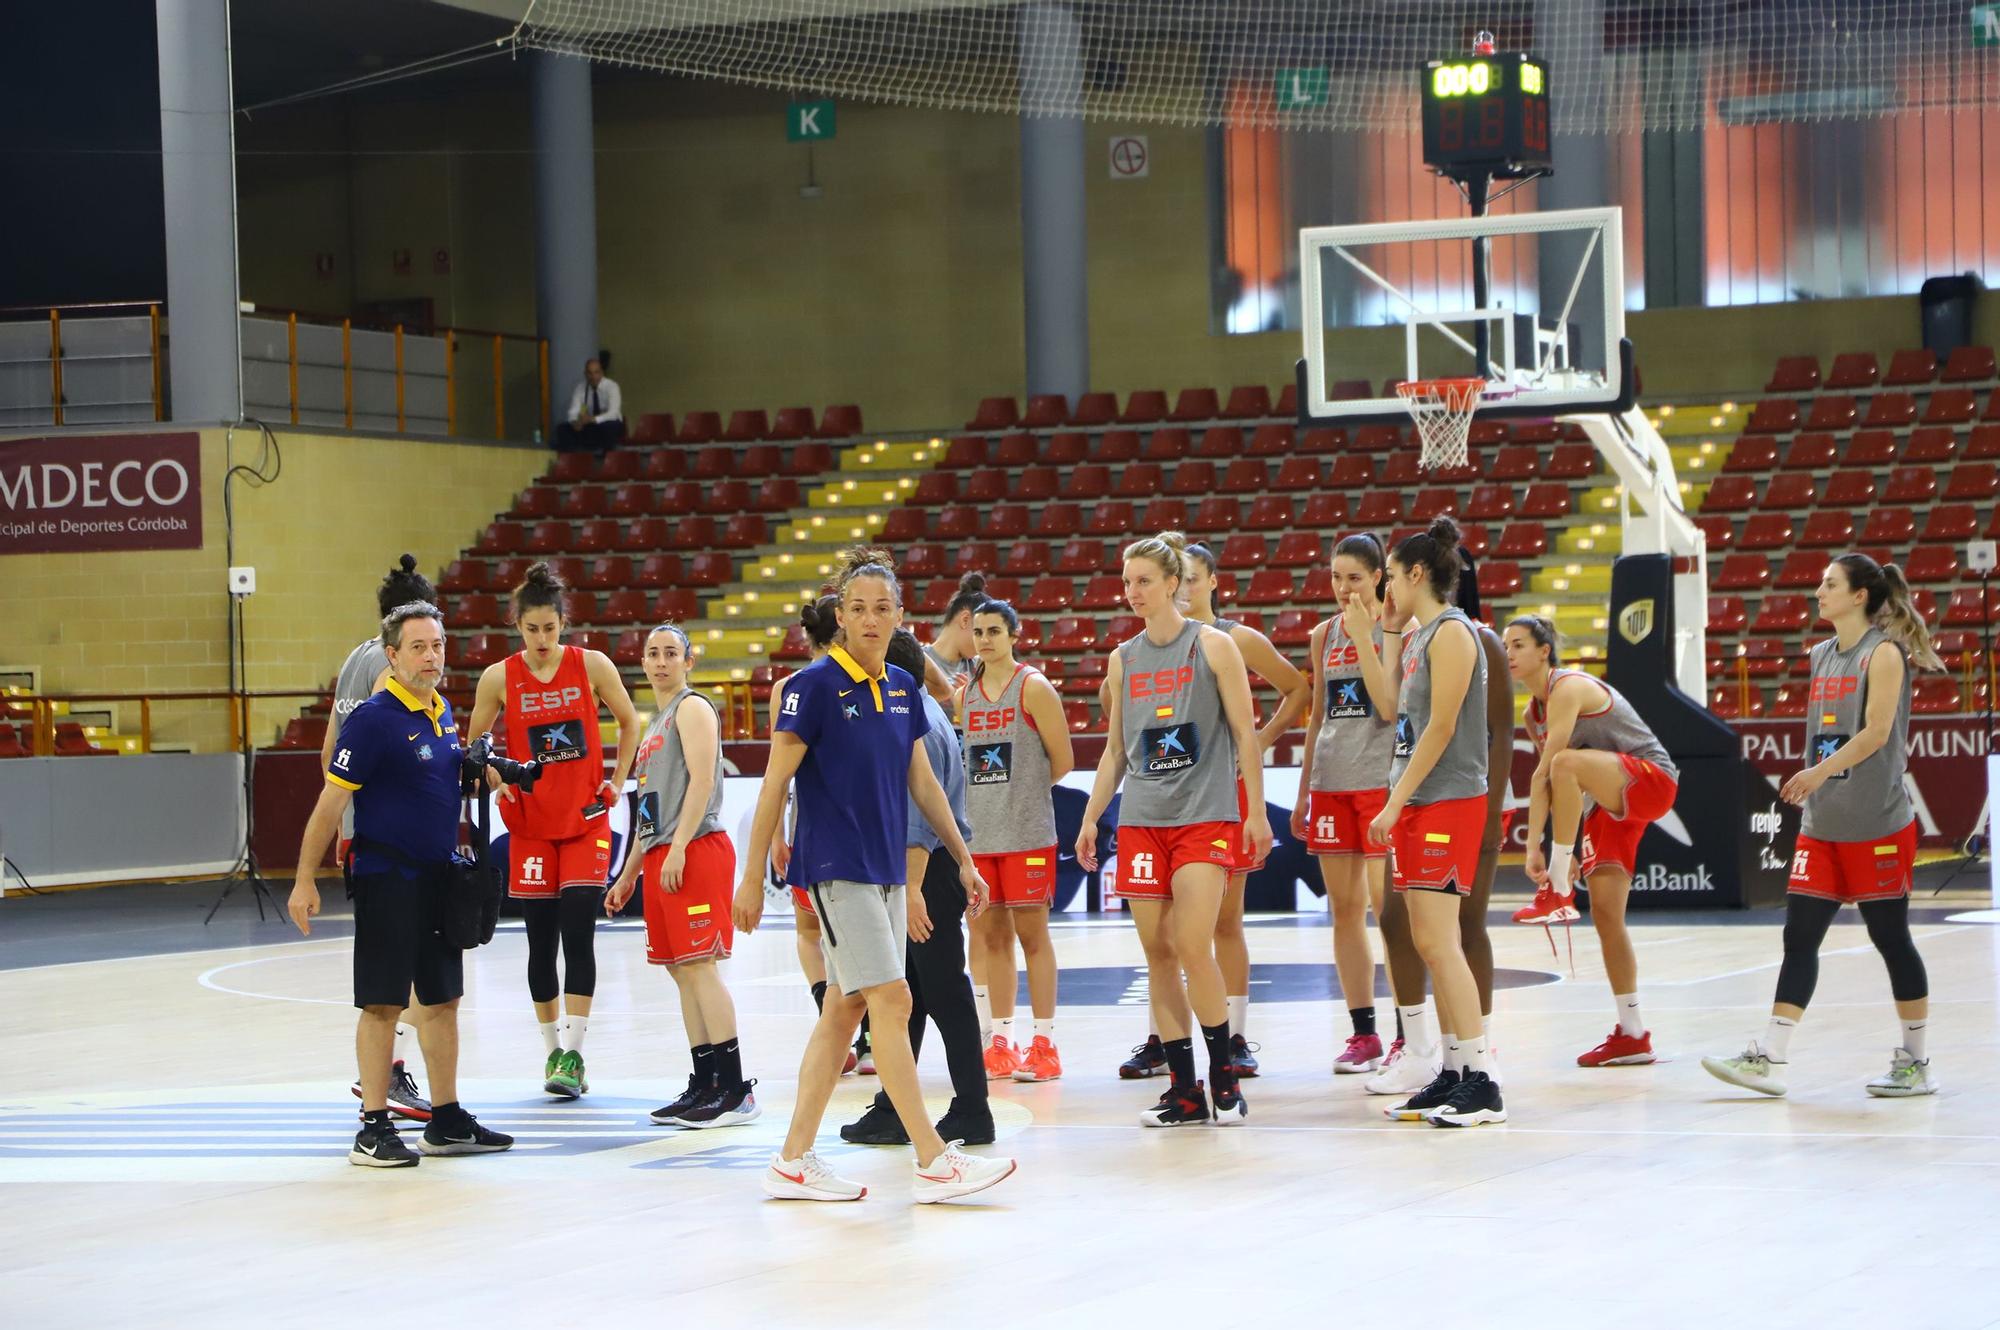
left=1801, top=627, right=1913, bottom=842
left=635, top=687, right=726, bottom=851
left=332, top=638, right=388, bottom=839
left=1390, top=607, right=1488, bottom=805
left=1526, top=669, right=1679, bottom=784
left=924, top=642, right=976, bottom=689
left=1313, top=616, right=1396, bottom=794
left=1117, top=620, right=1238, bottom=827
left=962, top=664, right=1058, bottom=854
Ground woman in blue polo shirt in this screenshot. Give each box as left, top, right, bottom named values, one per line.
left=733, top=547, right=1016, bottom=1206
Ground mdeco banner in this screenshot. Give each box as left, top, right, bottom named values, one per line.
left=0, top=433, right=203, bottom=554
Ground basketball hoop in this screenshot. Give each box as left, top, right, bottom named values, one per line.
left=1396, top=377, right=1491, bottom=470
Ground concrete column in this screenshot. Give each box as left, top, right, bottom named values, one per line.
left=531, top=52, right=600, bottom=411
left=1018, top=2, right=1089, bottom=403
left=156, top=0, right=242, bottom=423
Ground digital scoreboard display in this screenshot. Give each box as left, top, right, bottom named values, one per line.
left=1420, top=52, right=1551, bottom=173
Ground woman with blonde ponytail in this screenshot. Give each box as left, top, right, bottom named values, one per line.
left=1703, top=553, right=1940, bottom=1100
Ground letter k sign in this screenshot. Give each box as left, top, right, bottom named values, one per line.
left=787, top=99, right=836, bottom=143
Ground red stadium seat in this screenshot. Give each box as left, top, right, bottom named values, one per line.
left=995, top=432, right=1040, bottom=467
left=1055, top=539, right=1105, bottom=574
left=1144, top=428, right=1192, bottom=462
left=1924, top=389, right=1978, bottom=426
left=1464, top=484, right=1515, bottom=520
left=1022, top=576, right=1070, bottom=612
left=935, top=506, right=979, bottom=539
left=546, top=453, right=594, bottom=484
left=1805, top=396, right=1857, bottom=430
left=1905, top=546, right=1960, bottom=583
left=900, top=543, right=944, bottom=578
left=1271, top=531, right=1321, bottom=567
left=1694, top=515, right=1734, bottom=550
left=1140, top=498, right=1187, bottom=529
left=596, top=589, right=652, bottom=625
left=1121, top=390, right=1169, bottom=424
left=451, top=632, right=510, bottom=671
left=1245, top=495, right=1294, bottom=531
left=1944, top=587, right=2000, bottom=626
left=1076, top=576, right=1124, bottom=610
left=1034, top=503, right=1081, bottom=538
left=1843, top=429, right=1897, bottom=465
left=1775, top=551, right=1824, bottom=588
left=1901, top=427, right=1958, bottom=464
left=1352, top=425, right=1402, bottom=453
left=581, top=555, right=631, bottom=591
left=1247, top=424, right=1292, bottom=456
left=1885, top=348, right=1939, bottom=386
left=1091, top=430, right=1141, bottom=463
left=1745, top=400, right=1799, bottom=434
left=667, top=516, right=716, bottom=550
left=1096, top=617, right=1144, bottom=652
left=1819, top=471, right=1875, bottom=507
left=814, top=404, right=862, bottom=439
left=964, top=468, right=1010, bottom=503
left=1192, top=497, right=1241, bottom=535
left=1797, top=511, right=1853, bottom=548
left=691, top=446, right=735, bottom=480
left=1168, top=460, right=1217, bottom=495
left=785, top=442, right=835, bottom=476
left=1913, top=677, right=1962, bottom=714
left=752, top=476, right=801, bottom=512
left=676, top=412, right=722, bottom=445
left=1022, top=394, right=1068, bottom=429
left=722, top=409, right=768, bottom=443
left=1297, top=567, right=1335, bottom=602
left=1220, top=457, right=1268, bottom=493
left=718, top=514, right=768, bottom=549
left=1047, top=616, right=1096, bottom=653
left=654, top=589, right=700, bottom=621
left=1519, top=484, right=1572, bottom=518
left=1014, top=466, right=1060, bottom=502
left=1738, top=514, right=1794, bottom=551
left=1046, top=432, right=1089, bottom=465
left=1760, top=473, right=1816, bottom=509
left=514, top=485, right=560, bottom=519
left=641, top=450, right=685, bottom=482
left=1765, top=356, right=1820, bottom=393
left=607, top=482, right=657, bottom=517
left=879, top=508, right=928, bottom=543
left=1170, top=387, right=1220, bottom=421
left=1328, top=456, right=1376, bottom=489
left=572, top=519, right=618, bottom=554
left=1864, top=393, right=1917, bottom=428
left=526, top=520, right=570, bottom=554
left=438, top=559, right=489, bottom=594
left=1064, top=463, right=1111, bottom=500
left=1410, top=488, right=1458, bottom=521
left=1860, top=507, right=1915, bottom=544
left=457, top=592, right=503, bottom=628
left=1298, top=427, right=1345, bottom=454
left=1882, top=467, right=1938, bottom=502
left=1780, top=433, right=1837, bottom=470
left=1354, top=492, right=1404, bottom=526
left=617, top=518, right=669, bottom=554
left=1540, top=443, right=1597, bottom=479
left=1713, top=554, right=1772, bottom=590
left=1708, top=595, right=1748, bottom=633
left=684, top=552, right=732, bottom=586
left=1922, top=504, right=1978, bottom=541
left=1086, top=501, right=1135, bottom=535
left=1240, top=569, right=1294, bottom=605
left=1003, top=540, right=1050, bottom=577
left=1479, top=561, right=1523, bottom=595
left=769, top=406, right=815, bottom=441
left=1826, top=352, right=1880, bottom=389
left=1943, top=346, right=1998, bottom=383
left=1488, top=445, right=1540, bottom=481
left=912, top=472, right=959, bottom=505
left=1971, top=425, right=2000, bottom=459
left=1724, top=437, right=1779, bottom=472
left=1223, top=385, right=1273, bottom=419
left=1751, top=594, right=1810, bottom=632
left=1069, top=392, right=1117, bottom=427
left=1116, top=462, right=1164, bottom=497
left=1298, top=493, right=1349, bottom=527
left=1380, top=452, right=1423, bottom=487
left=1768, top=683, right=1809, bottom=718
left=1946, top=463, right=2000, bottom=500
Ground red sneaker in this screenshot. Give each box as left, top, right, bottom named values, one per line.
left=983, top=1036, right=1024, bottom=1080
left=1577, top=1027, right=1655, bottom=1067
left=1513, top=886, right=1579, bottom=925
left=1333, top=1033, right=1385, bottom=1075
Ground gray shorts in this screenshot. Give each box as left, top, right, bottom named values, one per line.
left=808, top=879, right=908, bottom=996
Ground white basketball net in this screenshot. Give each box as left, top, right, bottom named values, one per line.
left=1396, top=378, right=1486, bottom=471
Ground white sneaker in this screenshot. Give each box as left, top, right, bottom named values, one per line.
left=1700, top=1042, right=1788, bottom=1097
left=763, top=1150, right=866, bottom=1201
left=913, top=1141, right=1016, bottom=1204
left=1364, top=1042, right=1441, bottom=1096
left=1865, top=1047, right=1938, bottom=1098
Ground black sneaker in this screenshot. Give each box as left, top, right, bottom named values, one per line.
left=1211, top=1080, right=1248, bottom=1125
left=1226, top=1034, right=1260, bottom=1078
left=350, top=1116, right=419, bottom=1168
left=1425, top=1070, right=1507, bottom=1127
left=1138, top=1081, right=1211, bottom=1127
left=387, top=1062, right=432, bottom=1122
left=934, top=1102, right=996, bottom=1146
left=1386, top=1066, right=1461, bottom=1122
left=649, top=1074, right=711, bottom=1126
left=420, top=1109, right=515, bottom=1156
left=675, top=1080, right=761, bottom=1129
left=1119, top=1035, right=1169, bottom=1080
left=839, top=1097, right=911, bottom=1145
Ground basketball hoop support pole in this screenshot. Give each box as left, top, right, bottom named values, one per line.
left=1466, top=173, right=1493, bottom=380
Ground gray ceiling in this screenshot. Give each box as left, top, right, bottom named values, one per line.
left=229, top=0, right=525, bottom=110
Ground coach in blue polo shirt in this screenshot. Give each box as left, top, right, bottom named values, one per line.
left=290, top=600, right=512, bottom=1169
left=733, top=551, right=1015, bottom=1205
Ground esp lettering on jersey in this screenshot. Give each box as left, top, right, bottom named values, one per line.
left=968, top=741, right=1013, bottom=785
left=1127, top=665, right=1196, bottom=701
left=518, top=685, right=585, bottom=715
left=965, top=704, right=1016, bottom=734
left=1808, top=675, right=1860, bottom=703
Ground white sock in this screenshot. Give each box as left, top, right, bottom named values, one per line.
left=1762, top=1015, right=1797, bottom=1062
left=1901, top=1018, right=1928, bottom=1060
left=393, top=1022, right=418, bottom=1067
left=1399, top=1002, right=1436, bottom=1052
left=1453, top=1033, right=1494, bottom=1077
left=1034, top=1018, right=1056, bottom=1043
left=562, top=1014, right=589, bottom=1054
left=1615, top=992, right=1644, bottom=1037
left=972, top=986, right=992, bottom=1040
left=992, top=1017, right=1014, bottom=1048
left=1227, top=994, right=1249, bottom=1039
left=539, top=1021, right=561, bottom=1056
left=1482, top=1015, right=1494, bottom=1044
left=1440, top=1037, right=1462, bottom=1072
left=1548, top=845, right=1576, bottom=894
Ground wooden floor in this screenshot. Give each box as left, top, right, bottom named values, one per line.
left=5, top=891, right=1998, bottom=1329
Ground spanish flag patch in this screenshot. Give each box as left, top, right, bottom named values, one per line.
left=1821, top=714, right=1837, bottom=726
left=1211, top=838, right=1230, bottom=850
left=1154, top=704, right=1174, bottom=718
left=687, top=902, right=712, bottom=915
left=1872, top=844, right=1898, bottom=857
left=1025, top=856, right=1047, bottom=866
left=1425, top=832, right=1452, bottom=844
left=596, top=840, right=611, bottom=849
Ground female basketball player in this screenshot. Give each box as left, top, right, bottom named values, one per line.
left=1293, top=534, right=1401, bottom=1076
left=1174, top=542, right=1308, bottom=1076
left=772, top=594, right=864, bottom=1076
left=1507, top=614, right=1679, bottom=1067
left=467, top=562, right=641, bottom=1098
left=605, top=623, right=757, bottom=1128
left=923, top=571, right=985, bottom=704
left=1703, top=554, right=1942, bottom=1099
left=733, top=547, right=1014, bottom=1202
left=962, top=598, right=1074, bottom=1082
left=1077, top=531, right=1271, bottom=1126
left=1351, top=516, right=1503, bottom=1126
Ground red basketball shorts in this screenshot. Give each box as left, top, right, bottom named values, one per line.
left=973, top=846, right=1058, bottom=908
left=641, top=831, right=737, bottom=965
left=1307, top=788, right=1390, bottom=859
left=1114, top=821, right=1239, bottom=902
left=507, top=809, right=613, bottom=901
left=1789, top=819, right=1918, bottom=903
left=1578, top=755, right=1680, bottom=879
left=1389, top=795, right=1487, bottom=895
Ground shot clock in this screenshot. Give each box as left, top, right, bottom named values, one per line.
left=1420, top=51, right=1551, bottom=175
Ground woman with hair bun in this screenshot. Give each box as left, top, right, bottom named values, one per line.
left=467, top=560, right=642, bottom=1099
left=1505, top=613, right=1678, bottom=1068
left=924, top=571, right=987, bottom=704
left=1077, top=530, right=1271, bottom=1127
left=1348, top=516, right=1504, bottom=1126
left=1704, top=553, right=1943, bottom=1100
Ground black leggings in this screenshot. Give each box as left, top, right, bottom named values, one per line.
left=1774, top=893, right=1929, bottom=1009
left=870, top=849, right=987, bottom=1112
left=523, top=886, right=601, bottom=1004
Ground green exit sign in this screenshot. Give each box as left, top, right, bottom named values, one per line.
left=1275, top=68, right=1328, bottom=108
left=787, top=99, right=836, bottom=141
left=1976, top=3, right=2000, bottom=46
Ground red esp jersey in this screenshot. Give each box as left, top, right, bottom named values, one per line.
left=500, top=645, right=604, bottom=839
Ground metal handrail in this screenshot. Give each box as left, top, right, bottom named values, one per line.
left=7, top=689, right=326, bottom=756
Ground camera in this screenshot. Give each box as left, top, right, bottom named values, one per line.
left=462, top=732, right=542, bottom=794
